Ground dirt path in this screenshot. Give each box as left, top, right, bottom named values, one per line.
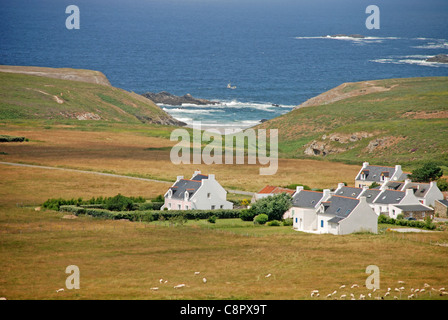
left=0, top=161, right=254, bottom=196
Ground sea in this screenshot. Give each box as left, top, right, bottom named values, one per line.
left=1, top=0, right=447, bottom=130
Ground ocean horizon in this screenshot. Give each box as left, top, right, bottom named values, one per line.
left=1, top=0, right=447, bottom=129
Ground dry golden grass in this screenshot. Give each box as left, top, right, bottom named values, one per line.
left=0, top=127, right=360, bottom=191
left=1, top=125, right=447, bottom=300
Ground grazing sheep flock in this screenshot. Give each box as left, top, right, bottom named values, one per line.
left=310, top=281, right=448, bottom=300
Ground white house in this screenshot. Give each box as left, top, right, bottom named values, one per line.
left=284, top=186, right=331, bottom=231
left=316, top=195, right=378, bottom=235
left=161, top=171, right=233, bottom=210
left=370, top=188, right=421, bottom=216
left=355, top=162, right=409, bottom=188
left=400, top=180, right=444, bottom=207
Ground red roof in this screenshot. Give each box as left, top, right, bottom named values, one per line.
left=257, top=185, right=295, bottom=195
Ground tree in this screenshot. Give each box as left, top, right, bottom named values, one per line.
left=105, top=194, right=134, bottom=211
left=409, top=162, right=443, bottom=182
left=250, top=193, right=292, bottom=221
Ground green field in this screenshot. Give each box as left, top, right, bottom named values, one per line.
left=258, top=77, right=448, bottom=168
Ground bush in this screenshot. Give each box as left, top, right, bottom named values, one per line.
left=409, top=162, right=443, bottom=182
left=267, top=220, right=281, bottom=226
left=282, top=218, right=293, bottom=226
left=104, top=194, right=134, bottom=211
left=250, top=193, right=292, bottom=221
left=254, top=214, right=269, bottom=225
left=137, top=202, right=164, bottom=211
left=240, top=208, right=257, bottom=221
left=437, top=178, right=448, bottom=192
left=208, top=215, right=217, bottom=223
left=0, top=135, right=26, bottom=142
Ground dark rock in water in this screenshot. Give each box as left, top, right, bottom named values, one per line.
left=259, top=119, right=268, bottom=123
left=142, top=91, right=218, bottom=106
left=426, top=54, right=448, bottom=63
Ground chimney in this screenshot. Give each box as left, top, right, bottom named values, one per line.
left=362, top=186, right=369, bottom=191
left=405, top=178, right=411, bottom=184
left=296, top=186, right=304, bottom=193
left=176, top=176, right=184, bottom=182
left=405, top=189, right=414, bottom=197
left=359, top=196, right=367, bottom=205
left=395, top=165, right=401, bottom=171
left=363, top=162, right=369, bottom=168
left=208, top=174, right=215, bottom=180
left=194, top=170, right=201, bottom=176
left=337, top=182, right=345, bottom=190
left=322, top=189, right=331, bottom=200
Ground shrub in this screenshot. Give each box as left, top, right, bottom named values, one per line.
left=250, top=193, right=292, bottom=221
left=267, top=220, right=281, bottom=226
left=282, top=218, right=293, bottom=226
left=0, top=135, right=26, bottom=142
left=437, top=178, right=448, bottom=192
left=409, top=162, right=443, bottom=182
left=104, top=194, right=134, bottom=211
left=240, top=208, right=257, bottom=221
left=137, top=202, right=164, bottom=211
left=254, top=214, right=269, bottom=225
left=208, top=215, right=217, bottom=223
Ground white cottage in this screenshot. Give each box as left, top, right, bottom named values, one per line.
left=317, top=196, right=378, bottom=235
left=283, top=186, right=331, bottom=231
left=161, top=171, right=233, bottom=210
left=355, top=162, right=408, bottom=188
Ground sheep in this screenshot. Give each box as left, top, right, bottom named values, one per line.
left=414, top=288, right=420, bottom=293
left=340, top=285, right=346, bottom=289
left=350, top=293, right=355, bottom=299
left=351, top=284, right=359, bottom=289
left=368, top=293, right=372, bottom=298
left=326, top=293, right=332, bottom=298
left=0, top=297, right=6, bottom=300
left=265, top=273, right=272, bottom=278
left=359, top=294, right=365, bottom=300
left=311, top=290, right=319, bottom=297
left=394, top=288, right=400, bottom=292
left=398, top=280, right=405, bottom=284
left=399, top=287, right=405, bottom=291
left=159, top=279, right=163, bottom=283
left=194, top=272, right=200, bottom=275
left=387, top=287, right=391, bottom=292
left=408, top=294, right=414, bottom=299
left=174, top=284, right=186, bottom=289
left=424, top=283, right=430, bottom=288
left=439, top=287, right=446, bottom=292
left=340, top=294, right=346, bottom=300
left=202, top=278, right=207, bottom=284
left=394, top=296, right=398, bottom=300
left=332, top=290, right=337, bottom=296
left=420, top=288, right=426, bottom=293
left=56, top=288, right=64, bottom=293
left=150, top=287, right=159, bottom=291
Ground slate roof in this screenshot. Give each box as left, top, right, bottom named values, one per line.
left=356, top=165, right=396, bottom=182
left=322, top=196, right=360, bottom=224
left=292, top=190, right=324, bottom=208
left=169, top=179, right=202, bottom=200
left=393, top=204, right=434, bottom=212
left=437, top=199, right=448, bottom=207
left=404, top=183, right=431, bottom=198
left=358, top=189, right=382, bottom=203
left=373, top=190, right=405, bottom=204
left=335, top=186, right=363, bottom=198
left=387, top=182, right=404, bottom=190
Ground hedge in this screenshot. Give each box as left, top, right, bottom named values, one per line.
left=0, top=135, right=26, bottom=142
left=59, top=206, right=243, bottom=222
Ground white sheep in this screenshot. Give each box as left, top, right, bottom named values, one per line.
left=203, top=278, right=207, bottom=283
left=340, top=285, right=346, bottom=289
left=398, top=280, right=405, bottom=284
left=174, top=284, right=186, bottom=289
left=340, top=294, right=346, bottom=299
left=194, top=272, right=200, bottom=275
left=265, top=273, right=272, bottom=278
left=150, top=287, right=159, bottom=291
left=359, top=294, right=365, bottom=300
left=408, top=294, right=414, bottom=299
left=351, top=284, right=359, bottom=289
left=56, top=288, right=64, bottom=293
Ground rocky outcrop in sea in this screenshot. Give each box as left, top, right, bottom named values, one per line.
left=426, top=54, right=448, bottom=63
left=142, top=91, right=218, bottom=106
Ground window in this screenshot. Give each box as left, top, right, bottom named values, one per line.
left=295, top=218, right=298, bottom=223
left=321, top=220, right=324, bottom=228
left=168, top=203, right=171, bottom=209
left=361, top=174, right=366, bottom=180
left=220, top=205, right=223, bottom=209
left=185, top=205, right=189, bottom=210
left=178, top=204, right=181, bottom=210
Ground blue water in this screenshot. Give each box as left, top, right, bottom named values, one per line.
left=1, top=0, right=447, bottom=128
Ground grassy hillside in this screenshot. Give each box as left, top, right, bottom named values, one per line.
left=0, top=68, right=184, bottom=126
left=257, top=77, right=448, bottom=168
